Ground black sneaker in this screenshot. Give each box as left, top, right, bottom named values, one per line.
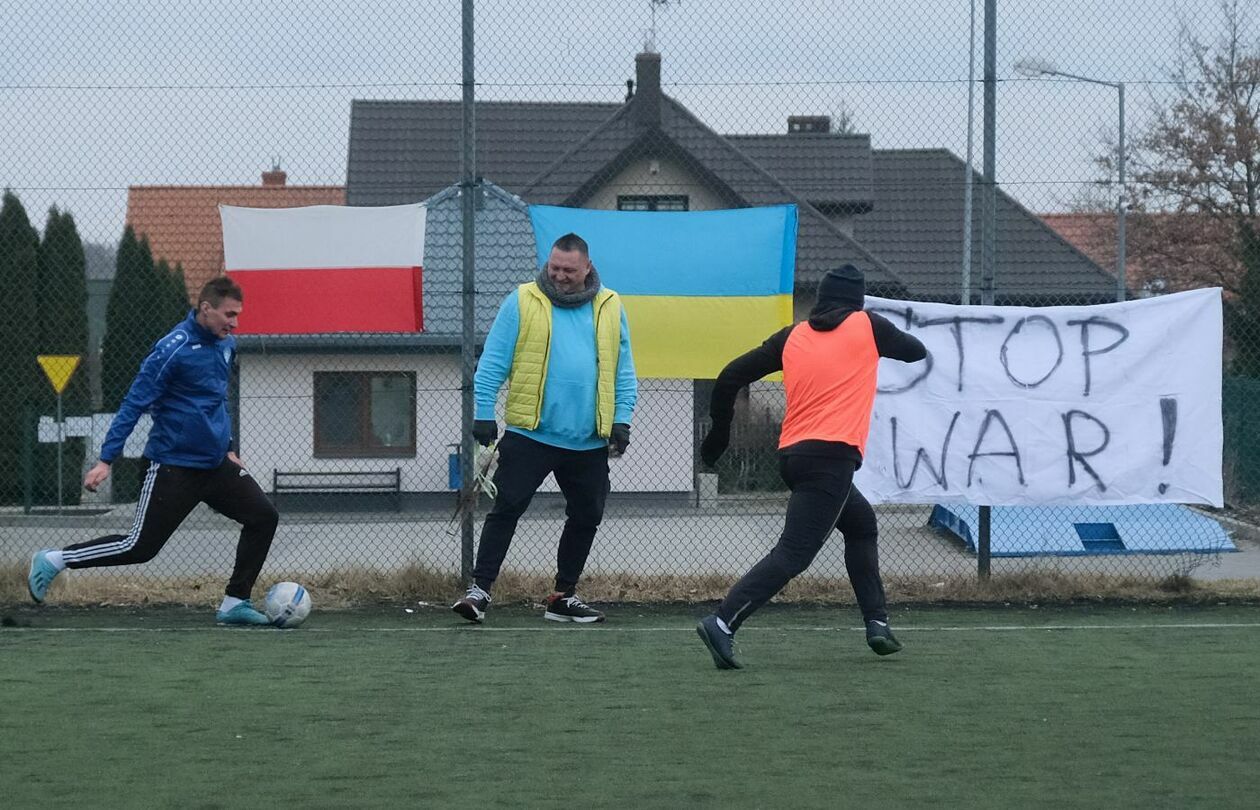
left=866, top=619, right=903, bottom=655
left=696, top=614, right=743, bottom=670
left=452, top=585, right=491, bottom=623
left=543, top=593, right=605, bottom=623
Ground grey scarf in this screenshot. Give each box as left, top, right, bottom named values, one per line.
left=535, top=266, right=602, bottom=308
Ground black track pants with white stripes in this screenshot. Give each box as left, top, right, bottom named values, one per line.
left=62, top=458, right=279, bottom=599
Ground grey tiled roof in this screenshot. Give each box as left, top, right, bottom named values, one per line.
left=420, top=181, right=535, bottom=336
left=846, top=150, right=1117, bottom=302
left=347, top=100, right=623, bottom=205
left=518, top=96, right=906, bottom=293
left=725, top=133, right=873, bottom=210
left=346, top=93, right=1112, bottom=304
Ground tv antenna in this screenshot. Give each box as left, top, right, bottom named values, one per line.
left=644, top=0, right=680, bottom=53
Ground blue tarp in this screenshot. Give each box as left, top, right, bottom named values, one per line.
left=928, top=503, right=1236, bottom=557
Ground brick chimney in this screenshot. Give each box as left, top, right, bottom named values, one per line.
left=634, top=51, right=662, bottom=128
left=261, top=164, right=287, bottom=187
left=788, top=115, right=831, bottom=134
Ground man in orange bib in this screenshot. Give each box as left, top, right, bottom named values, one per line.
left=695, top=265, right=926, bottom=669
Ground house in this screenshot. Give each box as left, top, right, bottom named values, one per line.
left=125, top=167, right=344, bottom=302
left=236, top=50, right=1122, bottom=502
left=346, top=51, right=1117, bottom=307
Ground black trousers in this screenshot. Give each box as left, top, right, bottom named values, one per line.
left=62, top=458, right=279, bottom=599
left=473, top=431, right=610, bottom=594
left=716, top=453, right=889, bottom=631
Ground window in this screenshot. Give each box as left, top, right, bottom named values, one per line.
left=313, top=371, right=416, bottom=457
left=617, top=194, right=689, bottom=211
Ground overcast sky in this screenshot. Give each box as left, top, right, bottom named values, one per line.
left=0, top=0, right=1227, bottom=244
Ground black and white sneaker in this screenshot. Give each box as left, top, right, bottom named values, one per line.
left=452, top=585, right=491, bottom=623
left=865, top=619, right=903, bottom=655
left=543, top=592, right=605, bottom=623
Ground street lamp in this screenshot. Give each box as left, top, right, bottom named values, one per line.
left=1015, top=58, right=1126, bottom=302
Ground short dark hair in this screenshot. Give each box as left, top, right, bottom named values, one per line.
left=551, top=232, right=589, bottom=257
left=199, top=276, right=243, bottom=307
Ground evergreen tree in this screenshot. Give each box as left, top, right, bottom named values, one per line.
left=156, top=258, right=191, bottom=324
left=102, top=229, right=158, bottom=409
left=34, top=208, right=90, bottom=505
left=171, top=263, right=191, bottom=315
left=0, top=192, right=41, bottom=504
left=100, top=228, right=172, bottom=501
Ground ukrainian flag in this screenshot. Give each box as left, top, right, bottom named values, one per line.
left=528, top=205, right=797, bottom=378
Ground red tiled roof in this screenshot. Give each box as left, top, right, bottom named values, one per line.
left=1040, top=213, right=1119, bottom=271
left=1043, top=211, right=1243, bottom=294
left=126, top=181, right=345, bottom=303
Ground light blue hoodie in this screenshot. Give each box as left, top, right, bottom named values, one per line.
left=474, top=290, right=637, bottom=450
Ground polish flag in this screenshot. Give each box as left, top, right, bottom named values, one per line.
left=220, top=203, right=426, bottom=333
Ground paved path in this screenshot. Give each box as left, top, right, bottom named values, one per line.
left=3, top=501, right=1255, bottom=584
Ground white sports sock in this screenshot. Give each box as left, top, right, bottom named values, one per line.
left=219, top=596, right=244, bottom=613
left=715, top=616, right=733, bottom=635
left=46, top=550, right=66, bottom=571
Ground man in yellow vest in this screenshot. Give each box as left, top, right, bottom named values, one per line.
left=453, top=233, right=637, bottom=624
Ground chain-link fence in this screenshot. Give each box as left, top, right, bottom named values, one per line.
left=3, top=0, right=1258, bottom=603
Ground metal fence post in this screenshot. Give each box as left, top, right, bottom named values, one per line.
left=977, top=0, right=998, bottom=580
left=458, top=0, right=477, bottom=584
left=1117, top=80, right=1126, bottom=303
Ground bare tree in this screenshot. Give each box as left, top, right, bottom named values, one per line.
left=1108, top=0, right=1260, bottom=295
left=832, top=102, right=859, bottom=135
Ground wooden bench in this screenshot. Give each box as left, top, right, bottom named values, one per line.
left=272, top=468, right=403, bottom=511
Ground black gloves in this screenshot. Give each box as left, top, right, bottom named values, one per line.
left=610, top=423, right=631, bottom=456
left=700, top=421, right=731, bottom=468
left=472, top=419, right=498, bottom=446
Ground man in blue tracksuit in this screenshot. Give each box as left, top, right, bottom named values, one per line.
left=27, top=277, right=279, bottom=625
left=452, top=232, right=637, bottom=624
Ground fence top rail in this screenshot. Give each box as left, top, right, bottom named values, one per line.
left=274, top=469, right=401, bottom=477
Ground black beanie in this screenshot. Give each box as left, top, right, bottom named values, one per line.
left=815, top=264, right=865, bottom=309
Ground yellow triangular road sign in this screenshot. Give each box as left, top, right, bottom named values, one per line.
left=37, top=355, right=82, bottom=395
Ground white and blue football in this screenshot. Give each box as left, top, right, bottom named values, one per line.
left=263, top=581, right=312, bottom=628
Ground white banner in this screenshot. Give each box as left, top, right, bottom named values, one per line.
left=854, top=289, right=1223, bottom=507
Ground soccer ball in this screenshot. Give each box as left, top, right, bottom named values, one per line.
left=263, top=581, right=311, bottom=628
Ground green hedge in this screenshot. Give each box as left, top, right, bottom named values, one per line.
left=1223, top=376, right=1260, bottom=506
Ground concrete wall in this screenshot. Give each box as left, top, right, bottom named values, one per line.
left=238, top=353, right=695, bottom=493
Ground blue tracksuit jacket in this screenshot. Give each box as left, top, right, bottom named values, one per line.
left=100, top=310, right=235, bottom=468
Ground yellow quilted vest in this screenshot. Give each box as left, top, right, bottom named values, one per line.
left=505, top=282, right=622, bottom=437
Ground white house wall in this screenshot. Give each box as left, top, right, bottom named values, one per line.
left=585, top=156, right=727, bottom=211
left=238, top=353, right=693, bottom=493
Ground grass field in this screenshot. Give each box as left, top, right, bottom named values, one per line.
left=3, top=602, right=1259, bottom=809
